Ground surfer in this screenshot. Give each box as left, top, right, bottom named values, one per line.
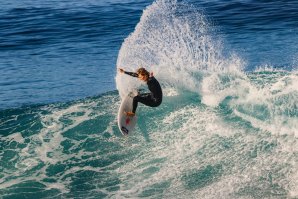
left=119, top=67, right=163, bottom=117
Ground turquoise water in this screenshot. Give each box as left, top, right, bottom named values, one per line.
left=1, top=0, right=298, bottom=198
left=1, top=69, right=298, bottom=198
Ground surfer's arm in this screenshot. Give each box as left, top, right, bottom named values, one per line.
left=124, top=71, right=139, bottom=77
left=119, top=68, right=138, bottom=77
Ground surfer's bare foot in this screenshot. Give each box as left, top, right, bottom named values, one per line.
left=125, top=111, right=135, bottom=117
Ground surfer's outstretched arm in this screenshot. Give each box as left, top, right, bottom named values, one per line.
left=119, top=68, right=138, bottom=77
left=124, top=71, right=138, bottom=77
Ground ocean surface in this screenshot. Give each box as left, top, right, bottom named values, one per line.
left=0, top=0, right=298, bottom=198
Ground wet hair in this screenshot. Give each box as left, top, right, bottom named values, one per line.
left=136, top=67, right=150, bottom=78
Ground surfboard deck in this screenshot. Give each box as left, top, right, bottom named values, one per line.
left=117, top=91, right=138, bottom=135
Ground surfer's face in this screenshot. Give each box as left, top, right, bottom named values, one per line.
left=138, top=74, right=148, bottom=82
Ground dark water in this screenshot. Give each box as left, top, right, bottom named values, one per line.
left=194, top=0, right=298, bottom=69
left=0, top=0, right=153, bottom=109
left=0, top=0, right=298, bottom=198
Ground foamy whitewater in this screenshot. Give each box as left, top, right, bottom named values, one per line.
left=1, top=0, right=298, bottom=198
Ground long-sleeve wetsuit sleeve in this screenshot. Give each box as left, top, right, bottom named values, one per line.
left=124, top=71, right=138, bottom=77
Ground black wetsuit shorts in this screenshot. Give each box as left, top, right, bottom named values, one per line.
left=132, top=93, right=162, bottom=113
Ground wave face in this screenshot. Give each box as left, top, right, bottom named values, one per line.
left=1, top=0, right=298, bottom=198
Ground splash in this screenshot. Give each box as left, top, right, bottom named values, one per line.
left=115, top=0, right=243, bottom=98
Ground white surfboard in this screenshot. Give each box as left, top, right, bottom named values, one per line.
left=118, top=91, right=138, bottom=135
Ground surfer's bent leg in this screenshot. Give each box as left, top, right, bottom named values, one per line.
left=132, top=93, right=154, bottom=113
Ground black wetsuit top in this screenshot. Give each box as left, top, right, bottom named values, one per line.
left=124, top=71, right=163, bottom=112
left=146, top=76, right=163, bottom=102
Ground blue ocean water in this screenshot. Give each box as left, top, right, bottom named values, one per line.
left=1, top=0, right=298, bottom=198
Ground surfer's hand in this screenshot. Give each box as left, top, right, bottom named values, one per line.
left=119, top=68, right=124, bottom=73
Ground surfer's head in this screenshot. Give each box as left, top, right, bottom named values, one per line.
left=137, top=67, right=150, bottom=81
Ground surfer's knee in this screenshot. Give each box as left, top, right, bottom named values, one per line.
left=153, top=98, right=162, bottom=107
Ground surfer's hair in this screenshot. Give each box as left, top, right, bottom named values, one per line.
left=136, top=67, right=150, bottom=78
